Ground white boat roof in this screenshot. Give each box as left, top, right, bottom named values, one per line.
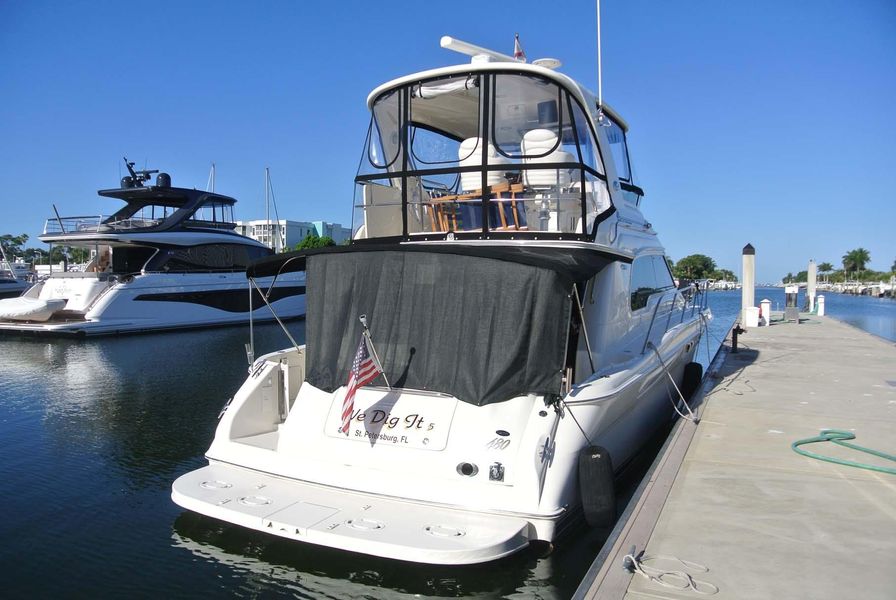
left=366, top=61, right=629, bottom=132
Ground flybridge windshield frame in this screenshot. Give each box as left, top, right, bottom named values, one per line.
left=352, top=70, right=615, bottom=243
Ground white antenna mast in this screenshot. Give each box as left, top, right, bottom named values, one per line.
left=265, top=167, right=271, bottom=250
left=206, top=162, right=216, bottom=192
left=596, top=0, right=606, bottom=123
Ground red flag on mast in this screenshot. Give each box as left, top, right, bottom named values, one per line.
left=513, top=33, right=526, bottom=61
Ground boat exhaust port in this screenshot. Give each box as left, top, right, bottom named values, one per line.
left=456, top=462, right=479, bottom=476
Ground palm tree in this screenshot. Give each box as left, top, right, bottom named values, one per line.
left=842, top=248, right=871, bottom=280
left=818, top=262, right=833, bottom=283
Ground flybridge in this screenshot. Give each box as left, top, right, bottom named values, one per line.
left=350, top=35, right=621, bottom=242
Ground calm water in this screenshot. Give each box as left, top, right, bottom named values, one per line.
left=0, top=289, right=887, bottom=597
left=755, top=287, right=896, bottom=342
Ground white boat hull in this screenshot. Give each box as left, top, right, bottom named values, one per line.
left=173, top=463, right=532, bottom=565
left=0, top=271, right=305, bottom=335
left=172, top=314, right=705, bottom=563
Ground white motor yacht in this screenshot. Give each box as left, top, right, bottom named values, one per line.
left=173, top=36, right=711, bottom=564
left=0, top=162, right=305, bottom=335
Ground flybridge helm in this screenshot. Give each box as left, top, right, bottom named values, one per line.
left=120, top=156, right=171, bottom=189
left=350, top=35, right=643, bottom=243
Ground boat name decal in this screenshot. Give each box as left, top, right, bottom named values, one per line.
left=350, top=409, right=436, bottom=432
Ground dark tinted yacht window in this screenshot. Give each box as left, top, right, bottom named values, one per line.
left=151, top=244, right=271, bottom=272
left=630, top=255, right=675, bottom=310
left=112, top=246, right=156, bottom=274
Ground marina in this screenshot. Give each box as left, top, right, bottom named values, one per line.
left=0, top=291, right=731, bottom=597
left=2, top=2, right=894, bottom=597
left=2, top=290, right=894, bottom=596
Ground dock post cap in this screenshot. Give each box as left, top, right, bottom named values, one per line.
left=742, top=243, right=755, bottom=255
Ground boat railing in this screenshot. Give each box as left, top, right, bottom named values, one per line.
left=43, top=216, right=108, bottom=235
left=43, top=215, right=166, bottom=235
left=641, top=283, right=708, bottom=354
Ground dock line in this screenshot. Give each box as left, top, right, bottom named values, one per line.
left=622, top=550, right=719, bottom=595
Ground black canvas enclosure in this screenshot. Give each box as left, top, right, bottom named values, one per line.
left=304, top=250, right=573, bottom=406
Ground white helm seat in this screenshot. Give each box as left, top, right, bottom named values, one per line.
left=459, top=137, right=510, bottom=191
left=521, top=129, right=573, bottom=188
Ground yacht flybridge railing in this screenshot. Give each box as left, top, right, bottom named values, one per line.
left=43, top=215, right=167, bottom=235
left=641, top=283, right=708, bottom=355
left=43, top=216, right=108, bottom=235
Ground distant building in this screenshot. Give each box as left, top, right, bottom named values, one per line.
left=310, top=221, right=352, bottom=244
left=235, top=219, right=351, bottom=252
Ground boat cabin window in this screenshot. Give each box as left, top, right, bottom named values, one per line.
left=605, top=119, right=630, bottom=181
left=604, top=116, right=643, bottom=206
left=353, top=72, right=612, bottom=241
left=186, top=199, right=236, bottom=228
left=111, top=245, right=157, bottom=274
left=149, top=243, right=270, bottom=273
left=630, top=255, right=676, bottom=311
left=105, top=202, right=175, bottom=230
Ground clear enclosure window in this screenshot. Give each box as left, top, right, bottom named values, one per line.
left=605, top=119, right=631, bottom=181
left=492, top=74, right=563, bottom=158
left=354, top=73, right=614, bottom=240
left=366, top=90, right=401, bottom=171
left=568, top=97, right=604, bottom=175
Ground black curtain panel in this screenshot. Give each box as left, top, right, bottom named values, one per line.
left=304, top=250, right=575, bottom=406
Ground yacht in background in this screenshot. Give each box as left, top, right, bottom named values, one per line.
left=173, top=36, right=710, bottom=564
left=0, top=251, right=30, bottom=300
left=0, top=161, right=305, bottom=335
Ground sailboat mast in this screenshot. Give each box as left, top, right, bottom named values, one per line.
left=265, top=167, right=272, bottom=251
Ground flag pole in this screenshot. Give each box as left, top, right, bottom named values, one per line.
left=359, top=315, right=391, bottom=389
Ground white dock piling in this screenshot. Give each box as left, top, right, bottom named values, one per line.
left=741, top=243, right=755, bottom=325
left=808, top=259, right=817, bottom=312
left=760, top=298, right=771, bottom=326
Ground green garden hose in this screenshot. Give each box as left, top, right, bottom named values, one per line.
left=791, top=429, right=896, bottom=475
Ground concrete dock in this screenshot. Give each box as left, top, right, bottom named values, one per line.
left=577, top=315, right=896, bottom=599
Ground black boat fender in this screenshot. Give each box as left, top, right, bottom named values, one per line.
left=579, top=445, right=615, bottom=527
left=680, top=361, right=703, bottom=400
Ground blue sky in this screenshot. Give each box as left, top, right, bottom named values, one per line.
left=2, top=0, right=893, bottom=282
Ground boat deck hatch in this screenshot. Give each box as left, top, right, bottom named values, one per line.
left=172, top=463, right=532, bottom=565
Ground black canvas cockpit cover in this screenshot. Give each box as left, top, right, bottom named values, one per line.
left=305, top=250, right=572, bottom=406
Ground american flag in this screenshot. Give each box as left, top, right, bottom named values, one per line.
left=341, top=334, right=383, bottom=434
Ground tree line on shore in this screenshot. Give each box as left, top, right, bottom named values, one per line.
left=667, top=254, right=737, bottom=282
left=784, top=248, right=896, bottom=283
left=1, top=233, right=90, bottom=264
